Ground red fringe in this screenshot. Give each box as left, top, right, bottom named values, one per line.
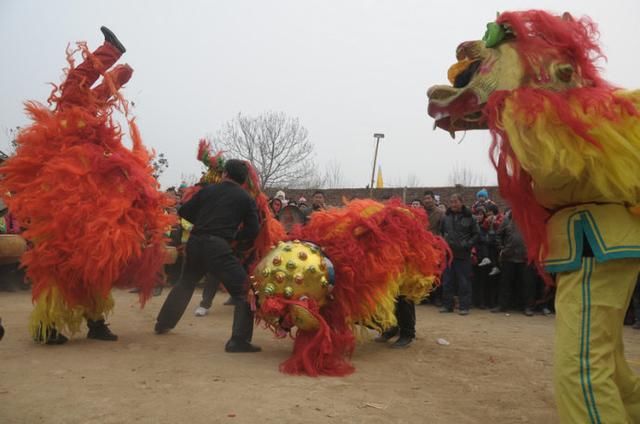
left=261, top=296, right=355, bottom=377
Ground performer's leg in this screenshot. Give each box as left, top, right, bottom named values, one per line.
left=374, top=299, right=399, bottom=342
left=60, top=43, right=122, bottom=105
left=554, top=257, right=640, bottom=423
left=200, top=274, right=221, bottom=309
left=614, top=326, right=640, bottom=421
left=209, top=251, right=259, bottom=351
left=84, top=293, right=117, bottom=341
left=86, top=317, right=118, bottom=341
left=155, top=239, right=205, bottom=332
left=392, top=297, right=416, bottom=348
left=396, top=297, right=416, bottom=339
left=91, top=64, right=133, bottom=103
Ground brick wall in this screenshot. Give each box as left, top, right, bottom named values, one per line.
left=265, top=186, right=508, bottom=211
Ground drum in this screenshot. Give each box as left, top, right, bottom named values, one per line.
left=164, top=245, right=178, bottom=264
left=278, top=205, right=307, bottom=233
left=0, top=234, right=26, bottom=265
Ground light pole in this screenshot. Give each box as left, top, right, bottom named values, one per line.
left=369, top=133, right=384, bottom=197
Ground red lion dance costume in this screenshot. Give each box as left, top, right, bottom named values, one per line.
left=251, top=199, right=448, bottom=376
left=428, top=10, right=640, bottom=423
left=0, top=28, right=173, bottom=344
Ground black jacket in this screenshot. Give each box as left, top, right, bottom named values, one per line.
left=440, top=206, right=480, bottom=259
left=178, top=180, right=259, bottom=243
left=497, top=216, right=527, bottom=263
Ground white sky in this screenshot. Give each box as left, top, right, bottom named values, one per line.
left=1, top=0, right=638, bottom=188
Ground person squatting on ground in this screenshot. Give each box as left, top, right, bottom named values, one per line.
left=155, top=159, right=262, bottom=353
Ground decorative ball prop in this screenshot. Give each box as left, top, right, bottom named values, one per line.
left=252, top=241, right=334, bottom=331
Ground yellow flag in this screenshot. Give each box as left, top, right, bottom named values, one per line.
left=376, top=165, right=384, bottom=188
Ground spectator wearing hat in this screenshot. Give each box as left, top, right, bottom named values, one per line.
left=269, top=198, right=283, bottom=218
left=471, top=188, right=497, bottom=215
left=274, top=190, right=287, bottom=206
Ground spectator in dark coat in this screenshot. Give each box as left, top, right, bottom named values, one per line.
left=439, top=193, right=479, bottom=315
left=492, top=211, right=537, bottom=316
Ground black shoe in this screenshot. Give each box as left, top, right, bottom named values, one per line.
left=633, top=321, right=640, bottom=330
left=34, top=325, right=68, bottom=345
left=87, top=320, right=118, bottom=341
left=375, top=327, right=399, bottom=343
left=100, top=26, right=126, bottom=53
left=391, top=335, right=414, bottom=349
left=225, top=340, right=261, bottom=353
left=154, top=322, right=170, bottom=334
left=45, top=330, right=68, bottom=345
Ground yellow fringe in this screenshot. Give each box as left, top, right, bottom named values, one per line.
left=30, top=287, right=115, bottom=343
left=352, top=268, right=437, bottom=336
left=501, top=90, right=640, bottom=209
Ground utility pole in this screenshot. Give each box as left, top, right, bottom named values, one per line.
left=369, top=133, right=384, bottom=197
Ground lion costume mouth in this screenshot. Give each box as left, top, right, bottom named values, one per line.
left=427, top=41, right=495, bottom=134
left=427, top=86, right=486, bottom=134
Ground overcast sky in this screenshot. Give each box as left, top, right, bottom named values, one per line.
left=1, top=0, right=638, bottom=189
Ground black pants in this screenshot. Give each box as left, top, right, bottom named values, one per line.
left=497, top=262, right=536, bottom=310
left=385, top=296, right=415, bottom=338
left=473, top=266, right=499, bottom=309
left=200, top=274, right=221, bottom=309
left=442, top=257, right=473, bottom=310
left=156, top=235, right=253, bottom=343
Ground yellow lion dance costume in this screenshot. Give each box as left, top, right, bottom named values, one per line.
left=428, top=10, right=640, bottom=423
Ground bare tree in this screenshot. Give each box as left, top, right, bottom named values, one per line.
left=180, top=173, right=200, bottom=187
left=322, top=159, right=347, bottom=189
left=287, top=165, right=326, bottom=189
left=211, top=112, right=315, bottom=188
left=151, top=152, right=169, bottom=180
left=448, top=162, right=488, bottom=186
left=2, top=126, right=21, bottom=156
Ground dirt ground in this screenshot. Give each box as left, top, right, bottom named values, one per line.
left=1, top=290, right=639, bottom=424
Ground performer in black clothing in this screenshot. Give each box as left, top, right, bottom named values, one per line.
left=154, top=159, right=261, bottom=353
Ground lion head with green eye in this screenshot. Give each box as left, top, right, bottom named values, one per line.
left=427, top=11, right=598, bottom=134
